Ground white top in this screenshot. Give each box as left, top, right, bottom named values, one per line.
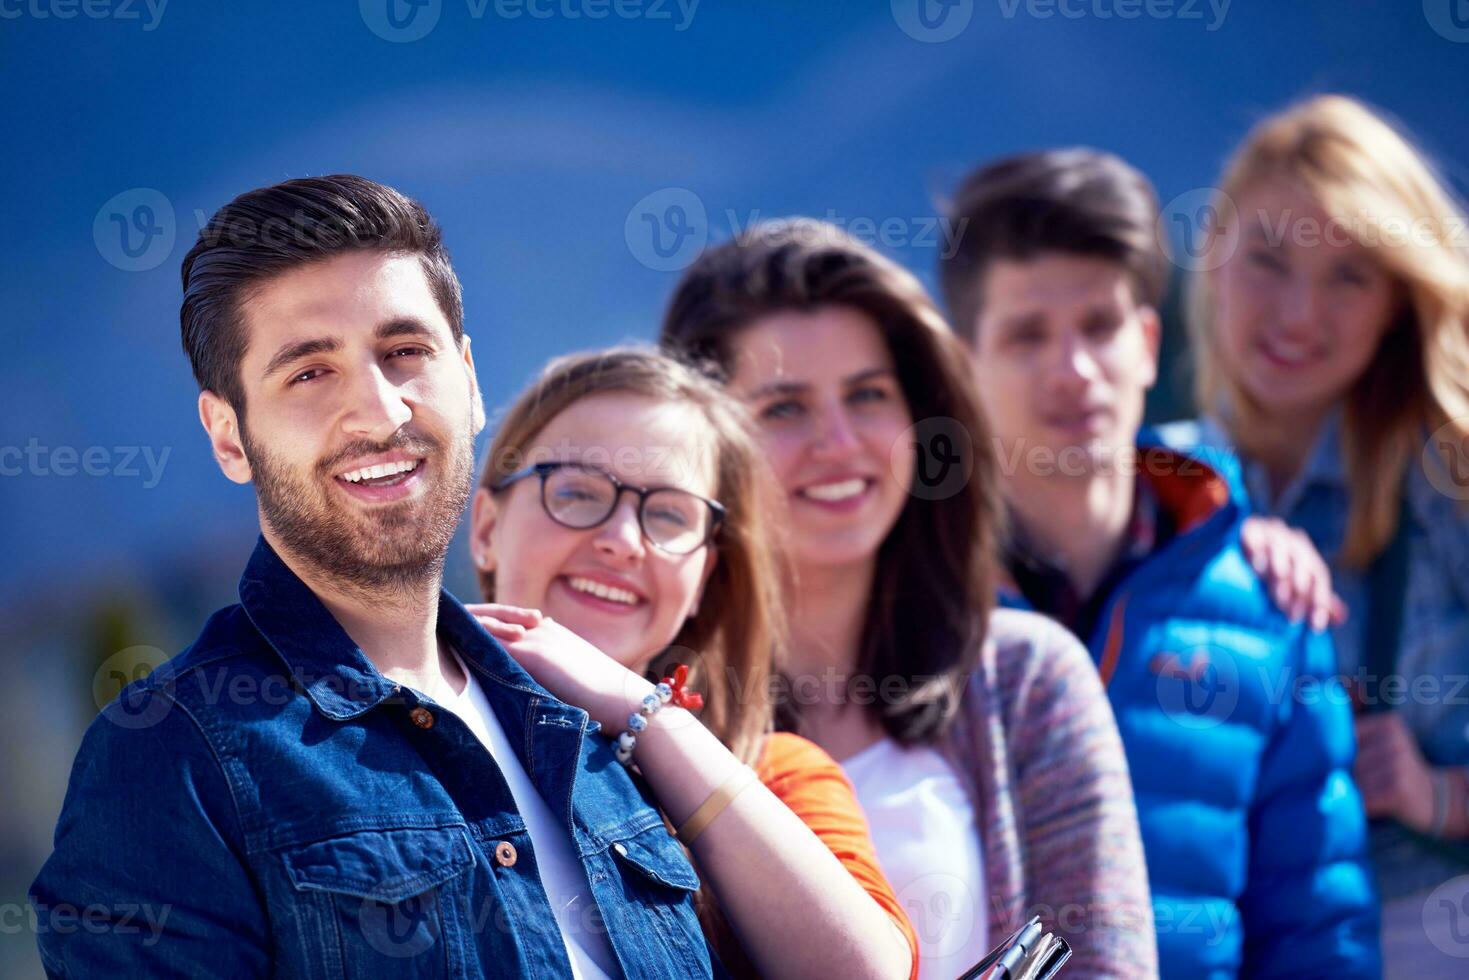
left=842, top=737, right=988, bottom=980
left=437, top=654, right=618, bottom=980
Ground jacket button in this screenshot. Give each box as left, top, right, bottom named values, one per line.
left=409, top=707, right=434, bottom=729
left=612, top=842, right=628, bottom=857
left=494, top=841, right=518, bottom=867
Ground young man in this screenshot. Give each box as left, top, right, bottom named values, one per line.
left=938, top=149, right=1381, bottom=978
left=30, top=176, right=719, bottom=978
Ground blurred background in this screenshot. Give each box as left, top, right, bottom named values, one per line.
left=3, top=1, right=1468, bottom=974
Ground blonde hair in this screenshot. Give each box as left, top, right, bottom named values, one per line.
left=1189, top=94, right=1469, bottom=567
left=477, top=346, right=786, bottom=765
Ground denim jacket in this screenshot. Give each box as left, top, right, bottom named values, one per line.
left=1161, top=413, right=1469, bottom=898
left=30, top=537, right=718, bottom=978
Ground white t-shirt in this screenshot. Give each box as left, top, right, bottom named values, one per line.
left=842, top=737, right=988, bottom=980
left=437, top=654, right=618, bottom=980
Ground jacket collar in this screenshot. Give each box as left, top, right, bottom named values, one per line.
left=996, top=436, right=1234, bottom=608
left=1134, top=436, right=1234, bottom=535
left=237, top=535, right=548, bottom=721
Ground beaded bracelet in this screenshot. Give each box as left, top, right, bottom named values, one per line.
left=614, top=664, right=704, bottom=766
left=614, top=683, right=672, bottom=765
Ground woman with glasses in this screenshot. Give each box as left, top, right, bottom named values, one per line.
left=465, top=347, right=918, bottom=980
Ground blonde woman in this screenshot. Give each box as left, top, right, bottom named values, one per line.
left=1166, top=94, right=1469, bottom=974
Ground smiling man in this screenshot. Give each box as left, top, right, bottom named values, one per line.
left=938, top=150, right=1380, bottom=979
left=30, top=176, right=720, bottom=978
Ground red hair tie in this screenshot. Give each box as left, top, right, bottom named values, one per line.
left=661, top=664, right=704, bottom=711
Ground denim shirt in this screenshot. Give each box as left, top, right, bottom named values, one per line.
left=1162, top=413, right=1469, bottom=897
left=30, top=537, right=718, bottom=979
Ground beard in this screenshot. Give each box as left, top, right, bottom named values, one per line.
left=241, top=418, right=475, bottom=602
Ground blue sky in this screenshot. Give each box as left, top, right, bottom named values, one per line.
left=4, top=0, right=1468, bottom=608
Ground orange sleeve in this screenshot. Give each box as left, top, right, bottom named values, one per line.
left=755, top=732, right=920, bottom=980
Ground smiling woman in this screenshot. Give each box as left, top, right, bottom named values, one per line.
left=1173, top=94, right=1469, bottom=977
left=660, top=218, right=1157, bottom=979
left=466, top=346, right=920, bottom=980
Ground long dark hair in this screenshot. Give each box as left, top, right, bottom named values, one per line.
left=660, top=218, right=1000, bottom=745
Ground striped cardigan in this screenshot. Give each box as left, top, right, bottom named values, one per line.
left=937, top=607, right=1157, bottom=978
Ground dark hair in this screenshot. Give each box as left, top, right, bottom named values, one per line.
left=180, top=174, right=463, bottom=412
left=660, top=218, right=999, bottom=747
left=938, top=148, right=1166, bottom=344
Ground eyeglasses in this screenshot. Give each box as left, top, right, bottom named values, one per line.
left=491, top=462, right=725, bottom=555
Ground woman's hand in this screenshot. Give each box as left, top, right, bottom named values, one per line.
left=464, top=602, right=651, bottom=732
left=1240, top=516, right=1346, bottom=632
left=464, top=602, right=543, bottom=640
left=1355, top=711, right=1437, bottom=832
left=469, top=607, right=911, bottom=980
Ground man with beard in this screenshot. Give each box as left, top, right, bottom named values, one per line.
left=30, top=176, right=721, bottom=979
